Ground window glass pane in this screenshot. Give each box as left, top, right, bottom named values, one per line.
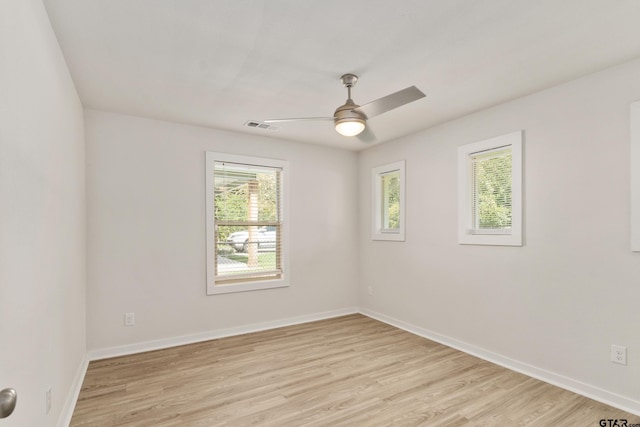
left=217, top=225, right=278, bottom=277
left=214, top=162, right=280, bottom=222
left=381, top=171, right=400, bottom=231
left=213, top=162, right=281, bottom=283
left=471, top=148, right=512, bottom=230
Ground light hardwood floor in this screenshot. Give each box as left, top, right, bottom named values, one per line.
left=71, top=314, right=638, bottom=426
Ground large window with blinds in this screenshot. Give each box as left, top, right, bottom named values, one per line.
left=206, top=152, right=289, bottom=295
left=458, top=131, right=523, bottom=246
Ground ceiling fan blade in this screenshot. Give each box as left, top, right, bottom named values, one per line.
left=263, top=117, right=333, bottom=123
left=357, top=126, right=377, bottom=144
left=354, top=86, right=425, bottom=119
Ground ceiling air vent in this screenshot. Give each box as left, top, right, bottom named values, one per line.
left=244, top=121, right=279, bottom=131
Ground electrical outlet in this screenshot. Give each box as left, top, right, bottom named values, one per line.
left=124, top=312, right=135, bottom=326
left=46, top=387, right=52, bottom=414
left=611, top=344, right=627, bottom=365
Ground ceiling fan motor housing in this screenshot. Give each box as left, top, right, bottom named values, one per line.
left=334, top=99, right=366, bottom=136
left=334, top=99, right=366, bottom=122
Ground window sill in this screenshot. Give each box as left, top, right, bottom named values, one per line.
left=372, top=231, right=405, bottom=241
left=458, top=232, right=521, bottom=246
left=207, top=278, right=289, bottom=295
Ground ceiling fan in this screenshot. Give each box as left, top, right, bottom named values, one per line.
left=263, top=74, right=426, bottom=137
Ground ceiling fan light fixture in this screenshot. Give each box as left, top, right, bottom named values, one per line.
left=335, top=118, right=365, bottom=136
left=334, top=97, right=366, bottom=137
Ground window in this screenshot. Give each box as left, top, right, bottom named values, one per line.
left=206, top=152, right=289, bottom=294
left=372, top=160, right=405, bottom=241
left=458, top=131, right=523, bottom=246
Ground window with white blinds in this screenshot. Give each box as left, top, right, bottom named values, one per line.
left=458, top=131, right=523, bottom=246
left=206, top=152, right=289, bottom=295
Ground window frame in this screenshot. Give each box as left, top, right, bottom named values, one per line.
left=206, top=152, right=289, bottom=295
left=631, top=101, right=640, bottom=251
left=372, top=160, right=406, bottom=241
left=458, top=131, right=523, bottom=246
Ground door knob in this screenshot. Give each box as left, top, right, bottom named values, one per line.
left=0, top=388, right=17, bottom=418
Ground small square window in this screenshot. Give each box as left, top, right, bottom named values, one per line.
left=372, top=161, right=405, bottom=241
left=458, top=131, right=523, bottom=246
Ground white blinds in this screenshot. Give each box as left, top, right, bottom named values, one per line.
left=213, top=161, right=282, bottom=284
left=471, top=146, right=512, bottom=233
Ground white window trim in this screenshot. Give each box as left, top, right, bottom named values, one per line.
left=458, top=131, right=523, bottom=246
left=631, top=101, right=640, bottom=251
left=372, top=160, right=405, bottom=241
left=205, top=152, right=289, bottom=295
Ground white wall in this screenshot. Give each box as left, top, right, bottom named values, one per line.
left=85, top=110, right=359, bottom=352
left=359, top=58, right=640, bottom=413
left=0, top=1, right=86, bottom=426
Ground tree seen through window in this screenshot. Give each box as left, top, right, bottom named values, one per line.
left=472, top=149, right=512, bottom=230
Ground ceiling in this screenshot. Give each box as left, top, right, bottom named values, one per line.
left=43, top=0, right=640, bottom=151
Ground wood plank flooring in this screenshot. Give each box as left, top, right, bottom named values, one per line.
left=70, top=314, right=638, bottom=426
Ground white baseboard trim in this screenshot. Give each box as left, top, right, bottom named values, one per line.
left=88, top=307, right=359, bottom=361
left=360, top=308, right=640, bottom=417
left=57, top=353, right=89, bottom=427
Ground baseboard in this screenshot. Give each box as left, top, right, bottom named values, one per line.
left=359, top=308, right=640, bottom=417
left=88, top=307, right=359, bottom=361
left=57, top=353, right=89, bottom=427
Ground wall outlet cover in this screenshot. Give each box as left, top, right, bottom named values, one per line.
left=611, top=344, right=627, bottom=365
left=124, top=312, right=135, bottom=326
